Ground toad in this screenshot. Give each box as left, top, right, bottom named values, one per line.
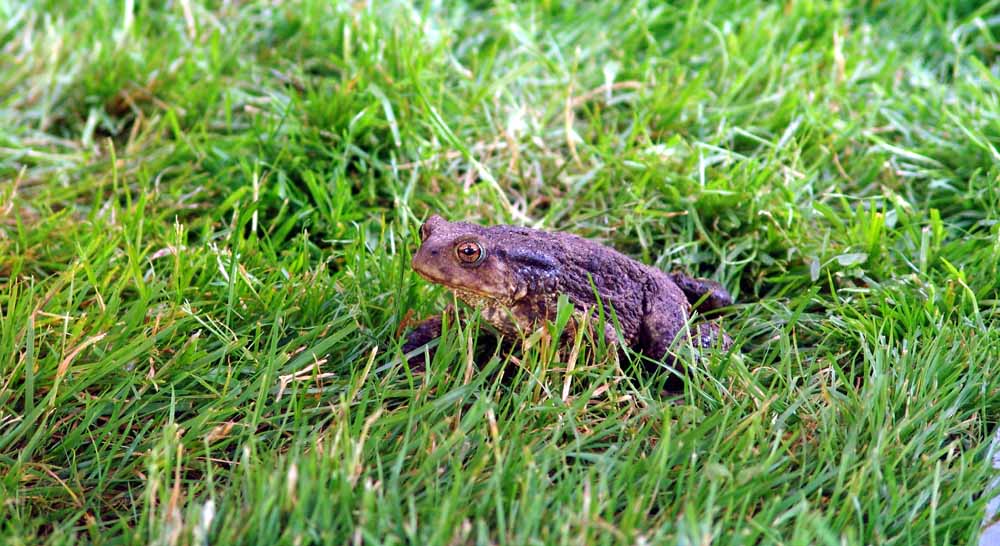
left=402, top=215, right=733, bottom=368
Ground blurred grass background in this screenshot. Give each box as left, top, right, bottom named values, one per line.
left=1, top=0, right=999, bottom=544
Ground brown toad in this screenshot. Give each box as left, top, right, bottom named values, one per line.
left=402, top=215, right=733, bottom=368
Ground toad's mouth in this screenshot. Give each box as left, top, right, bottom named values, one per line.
left=415, top=268, right=490, bottom=294
left=413, top=269, right=510, bottom=303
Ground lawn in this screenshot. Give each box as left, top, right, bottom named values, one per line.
left=2, top=0, right=999, bottom=544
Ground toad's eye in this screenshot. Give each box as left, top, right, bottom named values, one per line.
left=455, top=240, right=485, bottom=266
left=419, top=222, right=431, bottom=241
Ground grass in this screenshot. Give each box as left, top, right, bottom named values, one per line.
left=1, top=0, right=999, bottom=543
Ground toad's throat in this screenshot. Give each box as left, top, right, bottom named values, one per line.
left=450, top=288, right=530, bottom=336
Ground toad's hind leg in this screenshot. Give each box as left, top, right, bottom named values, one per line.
left=692, top=321, right=733, bottom=351
left=638, top=296, right=689, bottom=362
left=668, top=272, right=733, bottom=314
left=639, top=299, right=732, bottom=363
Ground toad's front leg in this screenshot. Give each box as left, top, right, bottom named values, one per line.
left=401, top=305, right=470, bottom=371
left=402, top=314, right=443, bottom=372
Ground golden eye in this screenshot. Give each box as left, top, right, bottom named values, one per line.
left=419, top=222, right=431, bottom=241
left=455, top=240, right=485, bottom=266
